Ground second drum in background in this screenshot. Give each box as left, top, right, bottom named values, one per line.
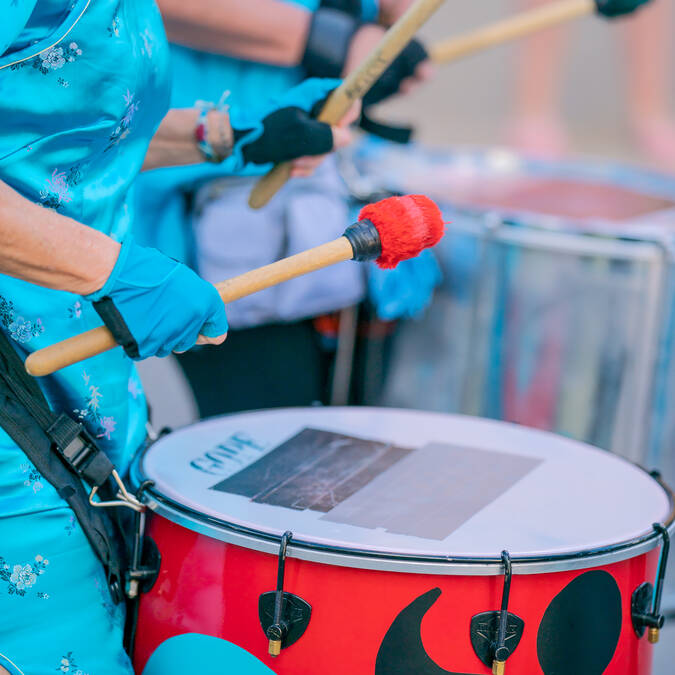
left=345, top=140, right=675, bottom=477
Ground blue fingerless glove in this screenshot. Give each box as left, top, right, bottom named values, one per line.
left=229, top=78, right=342, bottom=169
left=86, top=239, right=228, bottom=359
left=595, top=0, right=651, bottom=18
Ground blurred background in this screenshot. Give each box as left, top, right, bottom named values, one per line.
left=384, top=0, right=675, bottom=165
left=139, top=1, right=675, bottom=671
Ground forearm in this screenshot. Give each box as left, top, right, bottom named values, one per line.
left=378, top=0, right=413, bottom=25
left=157, top=0, right=311, bottom=66
left=142, top=108, right=233, bottom=171
left=0, top=181, right=118, bottom=295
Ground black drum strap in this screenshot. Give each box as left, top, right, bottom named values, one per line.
left=0, top=329, right=128, bottom=605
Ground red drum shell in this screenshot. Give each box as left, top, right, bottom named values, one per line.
left=134, top=514, right=659, bottom=675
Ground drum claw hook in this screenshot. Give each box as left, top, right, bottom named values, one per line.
left=632, top=523, right=670, bottom=643
left=88, top=469, right=145, bottom=513
left=470, top=550, right=524, bottom=674
left=258, top=531, right=312, bottom=657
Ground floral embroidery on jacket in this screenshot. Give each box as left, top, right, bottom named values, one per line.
left=140, top=28, right=156, bottom=58
left=68, top=301, right=83, bottom=320
left=106, top=90, right=140, bottom=151
left=94, top=573, right=125, bottom=631
left=0, top=295, right=45, bottom=344
left=108, top=15, right=122, bottom=38
left=20, top=462, right=44, bottom=493
left=64, top=514, right=77, bottom=537
left=0, top=554, right=49, bottom=597
left=57, top=652, right=90, bottom=675
left=128, top=375, right=142, bottom=400
left=39, top=165, right=82, bottom=210
left=11, top=43, right=83, bottom=87
left=73, top=371, right=117, bottom=440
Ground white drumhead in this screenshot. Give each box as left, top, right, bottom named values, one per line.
left=138, top=408, right=671, bottom=562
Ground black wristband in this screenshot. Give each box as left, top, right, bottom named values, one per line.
left=359, top=109, right=413, bottom=144
left=302, top=8, right=360, bottom=78
left=594, top=0, right=650, bottom=18
left=240, top=106, right=334, bottom=165
left=319, top=0, right=363, bottom=17
left=92, top=297, right=139, bottom=359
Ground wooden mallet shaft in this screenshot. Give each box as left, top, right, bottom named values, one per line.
left=248, top=0, right=447, bottom=210
left=429, top=0, right=595, bottom=64
left=25, top=234, right=366, bottom=377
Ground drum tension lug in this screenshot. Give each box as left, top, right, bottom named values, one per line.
left=470, top=551, right=524, bottom=674
left=632, top=523, right=670, bottom=644
left=258, top=531, right=312, bottom=657
left=125, top=480, right=161, bottom=600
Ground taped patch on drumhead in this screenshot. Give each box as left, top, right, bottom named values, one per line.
left=211, top=428, right=413, bottom=511
left=321, top=442, right=541, bottom=540
left=212, top=431, right=541, bottom=540
left=537, top=570, right=621, bottom=675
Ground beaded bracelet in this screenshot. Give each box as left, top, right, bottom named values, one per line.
left=194, top=92, right=232, bottom=163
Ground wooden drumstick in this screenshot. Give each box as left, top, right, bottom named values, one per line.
left=25, top=195, right=444, bottom=377
left=429, top=0, right=649, bottom=65
left=247, top=0, right=447, bottom=210
left=430, top=0, right=591, bottom=64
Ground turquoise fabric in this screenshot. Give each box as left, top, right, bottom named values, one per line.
left=142, top=634, right=275, bottom=675
left=360, top=0, right=380, bottom=21
left=0, top=0, right=170, bottom=672
left=368, top=249, right=442, bottom=321
left=134, top=0, right=375, bottom=258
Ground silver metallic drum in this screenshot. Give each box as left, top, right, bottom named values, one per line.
left=344, top=140, right=675, bottom=609
left=344, top=140, right=675, bottom=478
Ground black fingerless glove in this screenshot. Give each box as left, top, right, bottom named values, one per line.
left=302, top=9, right=428, bottom=105
left=319, top=0, right=364, bottom=17
left=234, top=106, right=334, bottom=165
left=595, top=0, right=651, bottom=18
left=363, top=38, right=428, bottom=106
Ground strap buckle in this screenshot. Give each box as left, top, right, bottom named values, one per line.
left=48, top=413, right=115, bottom=487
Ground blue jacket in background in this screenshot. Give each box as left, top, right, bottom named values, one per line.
left=134, top=0, right=378, bottom=260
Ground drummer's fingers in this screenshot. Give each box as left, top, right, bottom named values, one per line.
left=399, top=63, right=435, bottom=96
left=339, top=100, right=362, bottom=128
left=399, top=79, right=416, bottom=96
left=195, top=333, right=228, bottom=347
left=290, top=154, right=328, bottom=177
left=331, top=124, right=353, bottom=150
left=415, top=60, right=435, bottom=82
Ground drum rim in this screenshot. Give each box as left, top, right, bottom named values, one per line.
left=344, top=143, right=675, bottom=243
left=133, top=426, right=675, bottom=575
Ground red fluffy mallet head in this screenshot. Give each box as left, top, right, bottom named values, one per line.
left=358, top=195, right=445, bottom=269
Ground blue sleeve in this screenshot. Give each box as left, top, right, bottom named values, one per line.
left=0, top=1, right=38, bottom=58
left=368, top=249, right=442, bottom=321
left=361, top=0, right=380, bottom=22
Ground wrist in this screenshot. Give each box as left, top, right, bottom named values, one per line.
left=79, top=236, right=122, bottom=297
left=194, top=97, right=233, bottom=163
left=207, top=109, right=234, bottom=159
left=379, top=0, right=409, bottom=25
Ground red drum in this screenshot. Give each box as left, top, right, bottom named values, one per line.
left=132, top=408, right=673, bottom=675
